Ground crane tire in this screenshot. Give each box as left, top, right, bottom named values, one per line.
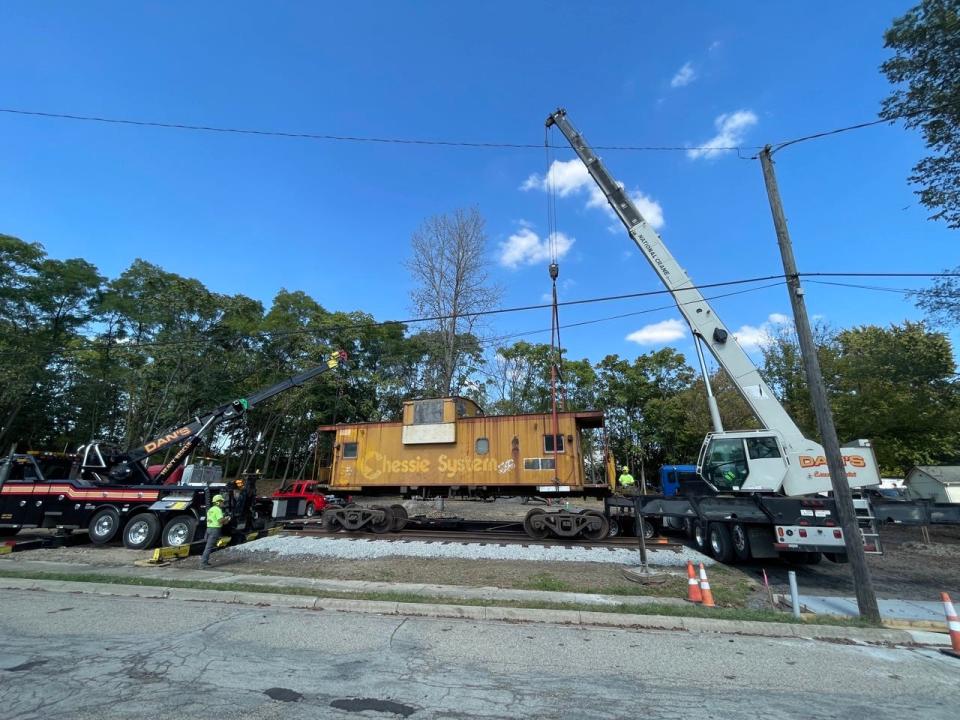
left=731, top=523, right=753, bottom=562
left=708, top=523, right=735, bottom=563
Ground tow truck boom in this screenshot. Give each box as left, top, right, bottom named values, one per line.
left=81, top=350, right=347, bottom=484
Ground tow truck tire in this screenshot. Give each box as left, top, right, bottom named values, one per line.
left=88, top=507, right=121, bottom=545
left=708, top=523, right=735, bottom=563
left=607, top=516, right=621, bottom=538
left=161, top=515, right=198, bottom=547
left=123, top=513, right=161, bottom=550
left=731, top=522, right=753, bottom=561
left=305, top=502, right=316, bottom=518
left=683, top=518, right=695, bottom=539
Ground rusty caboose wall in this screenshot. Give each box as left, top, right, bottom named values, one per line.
left=320, top=398, right=607, bottom=492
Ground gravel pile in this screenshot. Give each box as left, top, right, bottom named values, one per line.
left=231, top=534, right=714, bottom=566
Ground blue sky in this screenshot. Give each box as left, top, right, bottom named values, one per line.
left=1, top=1, right=956, bottom=373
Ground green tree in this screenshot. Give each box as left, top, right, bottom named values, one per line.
left=831, top=322, right=960, bottom=473
left=880, top=0, right=960, bottom=227
left=911, top=265, right=960, bottom=327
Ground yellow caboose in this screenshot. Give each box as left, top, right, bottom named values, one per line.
left=316, top=397, right=615, bottom=498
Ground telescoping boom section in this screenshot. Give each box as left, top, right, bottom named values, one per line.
left=545, top=108, right=879, bottom=497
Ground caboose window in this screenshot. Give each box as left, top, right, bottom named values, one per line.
left=342, top=442, right=358, bottom=459
left=523, top=457, right=556, bottom=470
left=543, top=434, right=565, bottom=453
left=475, top=437, right=489, bottom=455
left=413, top=399, right=444, bottom=425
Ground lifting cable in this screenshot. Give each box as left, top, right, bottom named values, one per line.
left=544, top=126, right=564, bottom=486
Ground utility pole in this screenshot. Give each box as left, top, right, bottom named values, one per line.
left=759, top=145, right=880, bottom=623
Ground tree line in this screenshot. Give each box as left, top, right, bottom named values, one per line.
left=2, top=230, right=957, bottom=480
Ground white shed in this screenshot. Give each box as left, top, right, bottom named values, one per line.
left=905, top=466, right=960, bottom=504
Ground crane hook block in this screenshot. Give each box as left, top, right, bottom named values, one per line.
left=549, top=263, right=559, bottom=281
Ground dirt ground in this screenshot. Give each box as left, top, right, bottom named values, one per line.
left=740, top=524, right=960, bottom=601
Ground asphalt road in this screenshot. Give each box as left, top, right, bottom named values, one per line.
left=1, top=589, right=958, bottom=719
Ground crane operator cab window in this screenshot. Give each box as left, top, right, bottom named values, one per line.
left=704, top=438, right=749, bottom=490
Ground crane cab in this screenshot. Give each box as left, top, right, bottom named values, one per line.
left=698, top=430, right=881, bottom=496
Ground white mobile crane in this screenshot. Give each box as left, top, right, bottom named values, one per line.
left=545, top=108, right=882, bottom=563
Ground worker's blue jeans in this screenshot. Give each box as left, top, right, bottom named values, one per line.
left=200, top=527, right=221, bottom=566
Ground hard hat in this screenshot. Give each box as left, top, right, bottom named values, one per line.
left=212, top=494, right=225, bottom=504
left=621, top=465, right=629, bottom=472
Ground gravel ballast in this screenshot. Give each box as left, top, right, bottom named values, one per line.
left=230, top=534, right=715, bottom=566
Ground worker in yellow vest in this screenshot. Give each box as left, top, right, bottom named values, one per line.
left=618, top=465, right=636, bottom=493
left=200, top=494, right=230, bottom=568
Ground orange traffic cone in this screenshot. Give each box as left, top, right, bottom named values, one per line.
left=698, top=562, right=716, bottom=608
left=686, top=560, right=703, bottom=603
left=941, top=592, right=960, bottom=659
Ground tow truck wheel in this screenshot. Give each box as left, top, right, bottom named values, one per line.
left=305, top=502, right=316, bottom=517
left=88, top=508, right=121, bottom=544
left=708, top=523, right=734, bottom=563
left=731, top=523, right=753, bottom=561
left=607, top=516, right=621, bottom=538
left=123, top=513, right=161, bottom=550
left=162, top=515, right=198, bottom=547
left=389, top=504, right=408, bottom=532
left=369, top=505, right=395, bottom=534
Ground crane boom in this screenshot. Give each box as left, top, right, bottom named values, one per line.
left=546, top=108, right=805, bottom=446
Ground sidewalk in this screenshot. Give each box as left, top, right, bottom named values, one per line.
left=799, top=595, right=947, bottom=623
left=2, top=558, right=690, bottom=609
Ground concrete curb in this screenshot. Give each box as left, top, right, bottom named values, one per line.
left=0, top=576, right=918, bottom=646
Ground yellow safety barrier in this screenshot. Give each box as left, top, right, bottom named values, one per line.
left=149, top=545, right=190, bottom=563
left=0, top=545, right=12, bottom=555
left=245, top=531, right=259, bottom=542
left=216, top=536, right=231, bottom=548
left=267, top=525, right=282, bottom=536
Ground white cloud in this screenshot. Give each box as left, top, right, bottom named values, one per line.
left=626, top=318, right=687, bottom=345
left=708, top=40, right=721, bottom=52
left=670, top=62, right=696, bottom=88
left=524, top=160, right=666, bottom=230
left=498, top=227, right=574, bottom=269
left=733, top=312, right=792, bottom=350
left=687, top=110, right=759, bottom=160
left=521, top=158, right=591, bottom=196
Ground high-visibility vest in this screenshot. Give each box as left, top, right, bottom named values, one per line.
left=619, top=473, right=635, bottom=486
left=207, top=505, right=224, bottom=529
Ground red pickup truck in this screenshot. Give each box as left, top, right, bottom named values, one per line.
left=272, top=481, right=334, bottom=517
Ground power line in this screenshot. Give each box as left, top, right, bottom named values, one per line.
left=0, top=107, right=750, bottom=152
left=4, top=270, right=950, bottom=359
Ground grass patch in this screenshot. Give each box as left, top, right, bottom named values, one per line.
left=0, top=567, right=876, bottom=627
left=516, top=566, right=755, bottom=608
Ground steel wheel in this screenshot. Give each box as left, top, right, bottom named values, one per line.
left=607, top=516, right=621, bottom=538
left=122, top=513, right=160, bottom=550
left=369, top=505, right=394, bottom=534
left=88, top=508, right=121, bottom=544
left=523, top=508, right=550, bottom=539
left=731, top=523, right=752, bottom=561
left=581, top=510, right=609, bottom=541
left=389, top=504, right=408, bottom=532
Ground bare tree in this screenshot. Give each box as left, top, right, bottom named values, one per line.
left=407, top=207, right=500, bottom=396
